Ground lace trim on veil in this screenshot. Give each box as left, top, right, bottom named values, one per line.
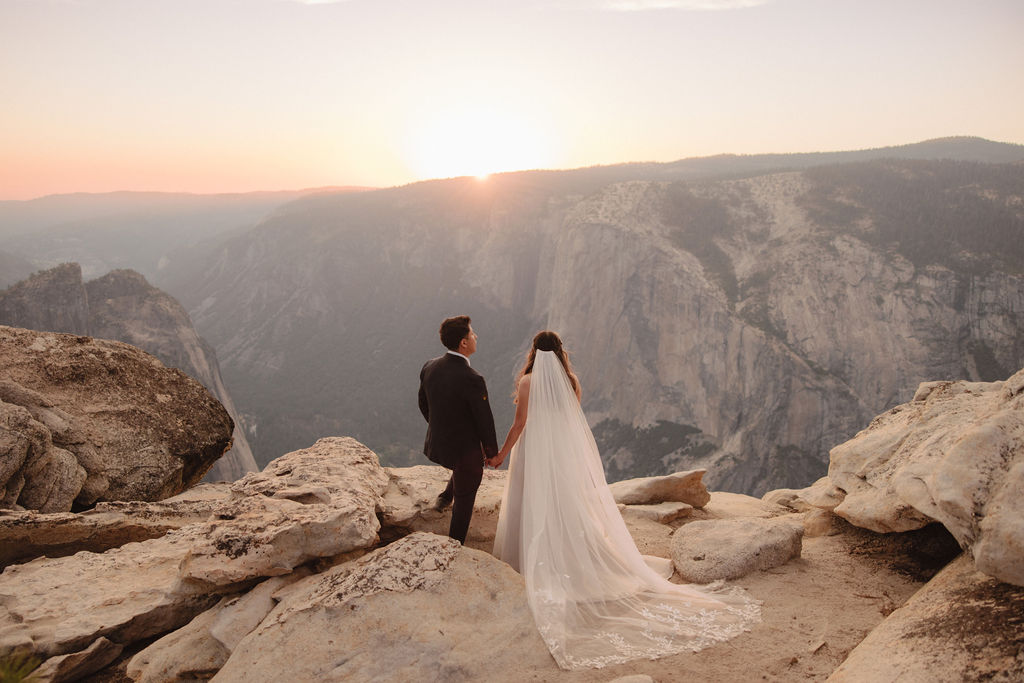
left=535, top=583, right=761, bottom=669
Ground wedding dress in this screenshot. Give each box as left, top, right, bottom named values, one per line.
left=492, top=351, right=761, bottom=670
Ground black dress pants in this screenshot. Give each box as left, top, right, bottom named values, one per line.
left=440, top=450, right=483, bottom=544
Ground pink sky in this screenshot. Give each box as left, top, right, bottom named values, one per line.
left=2, top=0, right=1022, bottom=200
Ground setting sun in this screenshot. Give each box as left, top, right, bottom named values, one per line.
left=408, top=106, right=555, bottom=181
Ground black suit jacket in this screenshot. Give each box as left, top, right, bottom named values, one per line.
left=418, top=353, right=499, bottom=469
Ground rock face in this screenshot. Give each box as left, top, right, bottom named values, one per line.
left=670, top=517, right=804, bottom=583
left=0, top=325, right=233, bottom=510
left=0, top=264, right=257, bottom=481
left=176, top=155, right=1024, bottom=495
left=0, top=262, right=88, bottom=332
left=825, top=368, right=1024, bottom=587
left=827, top=554, right=1024, bottom=682
left=212, top=532, right=554, bottom=683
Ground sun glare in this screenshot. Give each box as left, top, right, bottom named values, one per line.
left=409, top=106, right=554, bottom=181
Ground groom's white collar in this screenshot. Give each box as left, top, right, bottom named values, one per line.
left=446, top=350, right=470, bottom=366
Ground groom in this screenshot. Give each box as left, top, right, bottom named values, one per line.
left=418, top=315, right=499, bottom=544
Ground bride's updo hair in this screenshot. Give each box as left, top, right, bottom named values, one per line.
left=515, top=330, right=579, bottom=396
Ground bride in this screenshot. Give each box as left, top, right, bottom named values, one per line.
left=488, top=331, right=761, bottom=670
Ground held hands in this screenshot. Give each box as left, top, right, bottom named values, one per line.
left=486, top=451, right=507, bottom=469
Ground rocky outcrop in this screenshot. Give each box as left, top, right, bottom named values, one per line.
left=0, top=485, right=230, bottom=566
left=822, top=368, right=1024, bottom=586
left=2, top=439, right=750, bottom=680
left=84, top=269, right=257, bottom=481
left=179, top=438, right=388, bottom=588
left=0, top=438, right=391, bottom=675
left=0, top=264, right=257, bottom=482
left=6, top=355, right=1024, bottom=679
left=212, top=532, right=554, bottom=683
left=2, top=426, right=1020, bottom=681
left=827, top=554, right=1024, bottom=682
left=670, top=517, right=804, bottom=583
left=0, top=325, right=233, bottom=510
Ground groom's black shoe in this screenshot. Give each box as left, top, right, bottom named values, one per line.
left=432, top=493, right=453, bottom=513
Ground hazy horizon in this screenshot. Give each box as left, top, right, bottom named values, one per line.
left=2, top=0, right=1022, bottom=200
left=5, top=135, right=1023, bottom=204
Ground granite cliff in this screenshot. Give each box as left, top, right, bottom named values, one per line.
left=178, top=152, right=1024, bottom=494
left=0, top=264, right=257, bottom=481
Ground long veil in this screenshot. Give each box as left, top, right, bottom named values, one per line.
left=494, top=351, right=761, bottom=670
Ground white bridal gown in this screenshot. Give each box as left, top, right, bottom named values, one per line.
left=492, top=351, right=761, bottom=670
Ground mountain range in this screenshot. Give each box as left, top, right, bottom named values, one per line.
left=2, top=137, right=1022, bottom=494
left=0, top=187, right=371, bottom=284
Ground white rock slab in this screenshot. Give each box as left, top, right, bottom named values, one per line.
left=671, top=517, right=804, bottom=583
left=179, top=437, right=390, bottom=588
left=609, top=469, right=711, bottom=507
left=0, top=437, right=396, bottom=665
left=0, top=528, right=219, bottom=659
left=620, top=501, right=693, bottom=523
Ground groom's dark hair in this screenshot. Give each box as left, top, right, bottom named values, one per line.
left=440, top=315, right=472, bottom=351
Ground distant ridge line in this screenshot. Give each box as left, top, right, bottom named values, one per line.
left=6, top=136, right=1023, bottom=202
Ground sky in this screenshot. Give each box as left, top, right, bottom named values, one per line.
left=1, top=0, right=1022, bottom=200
